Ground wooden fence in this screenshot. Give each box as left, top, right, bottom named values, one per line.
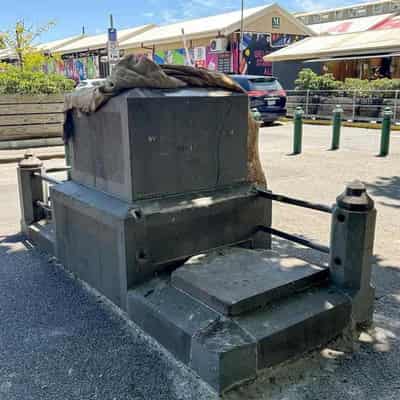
left=0, top=95, right=65, bottom=141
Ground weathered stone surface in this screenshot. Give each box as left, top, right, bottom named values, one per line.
left=191, top=319, right=257, bottom=393
left=329, top=182, right=377, bottom=325
left=51, top=181, right=134, bottom=309
left=71, top=88, right=249, bottom=202
left=27, top=221, right=55, bottom=256
left=235, top=287, right=351, bottom=370
left=172, top=248, right=328, bottom=316
left=127, top=278, right=220, bottom=364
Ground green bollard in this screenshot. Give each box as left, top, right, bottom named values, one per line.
left=380, top=107, right=392, bottom=157
left=293, top=106, right=304, bottom=154
left=331, top=104, right=343, bottom=150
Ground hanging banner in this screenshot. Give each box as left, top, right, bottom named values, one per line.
left=154, top=49, right=187, bottom=65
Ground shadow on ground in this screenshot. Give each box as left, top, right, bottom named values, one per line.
left=367, top=176, right=400, bottom=209
left=223, top=237, right=400, bottom=400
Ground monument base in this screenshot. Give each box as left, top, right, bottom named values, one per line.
left=128, top=248, right=352, bottom=393
left=50, top=181, right=270, bottom=309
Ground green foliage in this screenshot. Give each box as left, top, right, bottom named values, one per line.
left=294, top=69, right=343, bottom=91
left=0, top=65, right=74, bottom=95
left=2, top=19, right=56, bottom=70
left=294, top=69, right=320, bottom=90
left=295, top=69, right=400, bottom=97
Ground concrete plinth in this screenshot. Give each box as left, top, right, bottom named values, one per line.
left=51, top=182, right=269, bottom=309
left=127, top=248, right=352, bottom=394
left=172, top=248, right=328, bottom=316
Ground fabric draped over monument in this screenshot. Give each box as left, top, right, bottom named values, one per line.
left=64, top=55, right=266, bottom=187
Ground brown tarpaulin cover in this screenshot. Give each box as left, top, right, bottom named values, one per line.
left=64, top=55, right=266, bottom=186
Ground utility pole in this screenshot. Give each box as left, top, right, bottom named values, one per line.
left=238, top=0, right=244, bottom=73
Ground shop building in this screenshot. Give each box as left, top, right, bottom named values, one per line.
left=2, top=3, right=311, bottom=80
left=119, top=4, right=312, bottom=76
left=48, top=25, right=155, bottom=79
left=266, top=14, right=400, bottom=88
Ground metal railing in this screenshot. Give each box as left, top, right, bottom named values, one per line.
left=255, top=187, right=332, bottom=254
left=286, top=89, right=400, bottom=123
left=33, top=166, right=70, bottom=220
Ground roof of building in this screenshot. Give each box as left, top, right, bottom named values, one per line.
left=56, top=24, right=155, bottom=54
left=119, top=4, right=313, bottom=49
left=0, top=48, right=16, bottom=60
left=309, top=13, right=394, bottom=34
left=295, top=0, right=394, bottom=17
left=264, top=27, right=400, bottom=61
left=372, top=12, right=400, bottom=28
left=36, top=35, right=84, bottom=52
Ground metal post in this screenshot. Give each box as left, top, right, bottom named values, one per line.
left=329, top=181, right=376, bottom=326
left=351, top=90, right=357, bottom=122
left=393, top=90, right=399, bottom=123
left=17, top=151, right=45, bottom=233
left=305, top=89, right=310, bottom=119
left=238, top=0, right=244, bottom=74
left=380, top=107, right=392, bottom=157
left=331, top=104, right=343, bottom=150
left=293, top=106, right=304, bottom=155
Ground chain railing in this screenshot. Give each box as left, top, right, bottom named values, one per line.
left=286, top=89, right=400, bottom=124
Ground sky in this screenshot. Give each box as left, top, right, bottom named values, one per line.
left=0, top=0, right=371, bottom=43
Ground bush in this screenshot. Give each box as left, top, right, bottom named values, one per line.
left=0, top=65, right=74, bottom=95
left=295, top=68, right=400, bottom=98
left=294, top=68, right=343, bottom=91
left=294, top=68, right=320, bottom=91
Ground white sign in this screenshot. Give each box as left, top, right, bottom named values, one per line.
left=194, top=47, right=206, bottom=61
left=107, top=27, right=119, bottom=64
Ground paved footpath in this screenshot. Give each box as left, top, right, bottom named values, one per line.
left=0, top=123, right=400, bottom=399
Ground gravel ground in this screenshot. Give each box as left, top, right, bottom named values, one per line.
left=0, top=123, right=399, bottom=399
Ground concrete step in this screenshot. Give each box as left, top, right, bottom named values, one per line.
left=171, top=248, right=329, bottom=316
left=127, top=277, right=351, bottom=394
left=27, top=221, right=56, bottom=255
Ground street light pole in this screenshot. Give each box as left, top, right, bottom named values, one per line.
left=240, top=0, right=244, bottom=43
left=238, top=0, right=244, bottom=73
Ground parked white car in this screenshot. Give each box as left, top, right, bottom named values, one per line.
left=75, top=79, right=106, bottom=90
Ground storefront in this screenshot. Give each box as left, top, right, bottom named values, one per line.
left=52, top=24, right=154, bottom=80
left=265, top=25, right=400, bottom=88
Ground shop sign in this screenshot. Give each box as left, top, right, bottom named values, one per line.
left=272, top=16, right=281, bottom=29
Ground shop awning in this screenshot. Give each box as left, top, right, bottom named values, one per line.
left=264, top=28, right=400, bottom=62
left=309, top=13, right=394, bottom=35
left=55, top=25, right=155, bottom=54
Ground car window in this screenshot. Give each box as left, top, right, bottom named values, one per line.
left=249, top=78, right=282, bottom=91
left=230, top=77, right=250, bottom=91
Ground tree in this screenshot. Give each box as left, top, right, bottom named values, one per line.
left=2, top=20, right=55, bottom=70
